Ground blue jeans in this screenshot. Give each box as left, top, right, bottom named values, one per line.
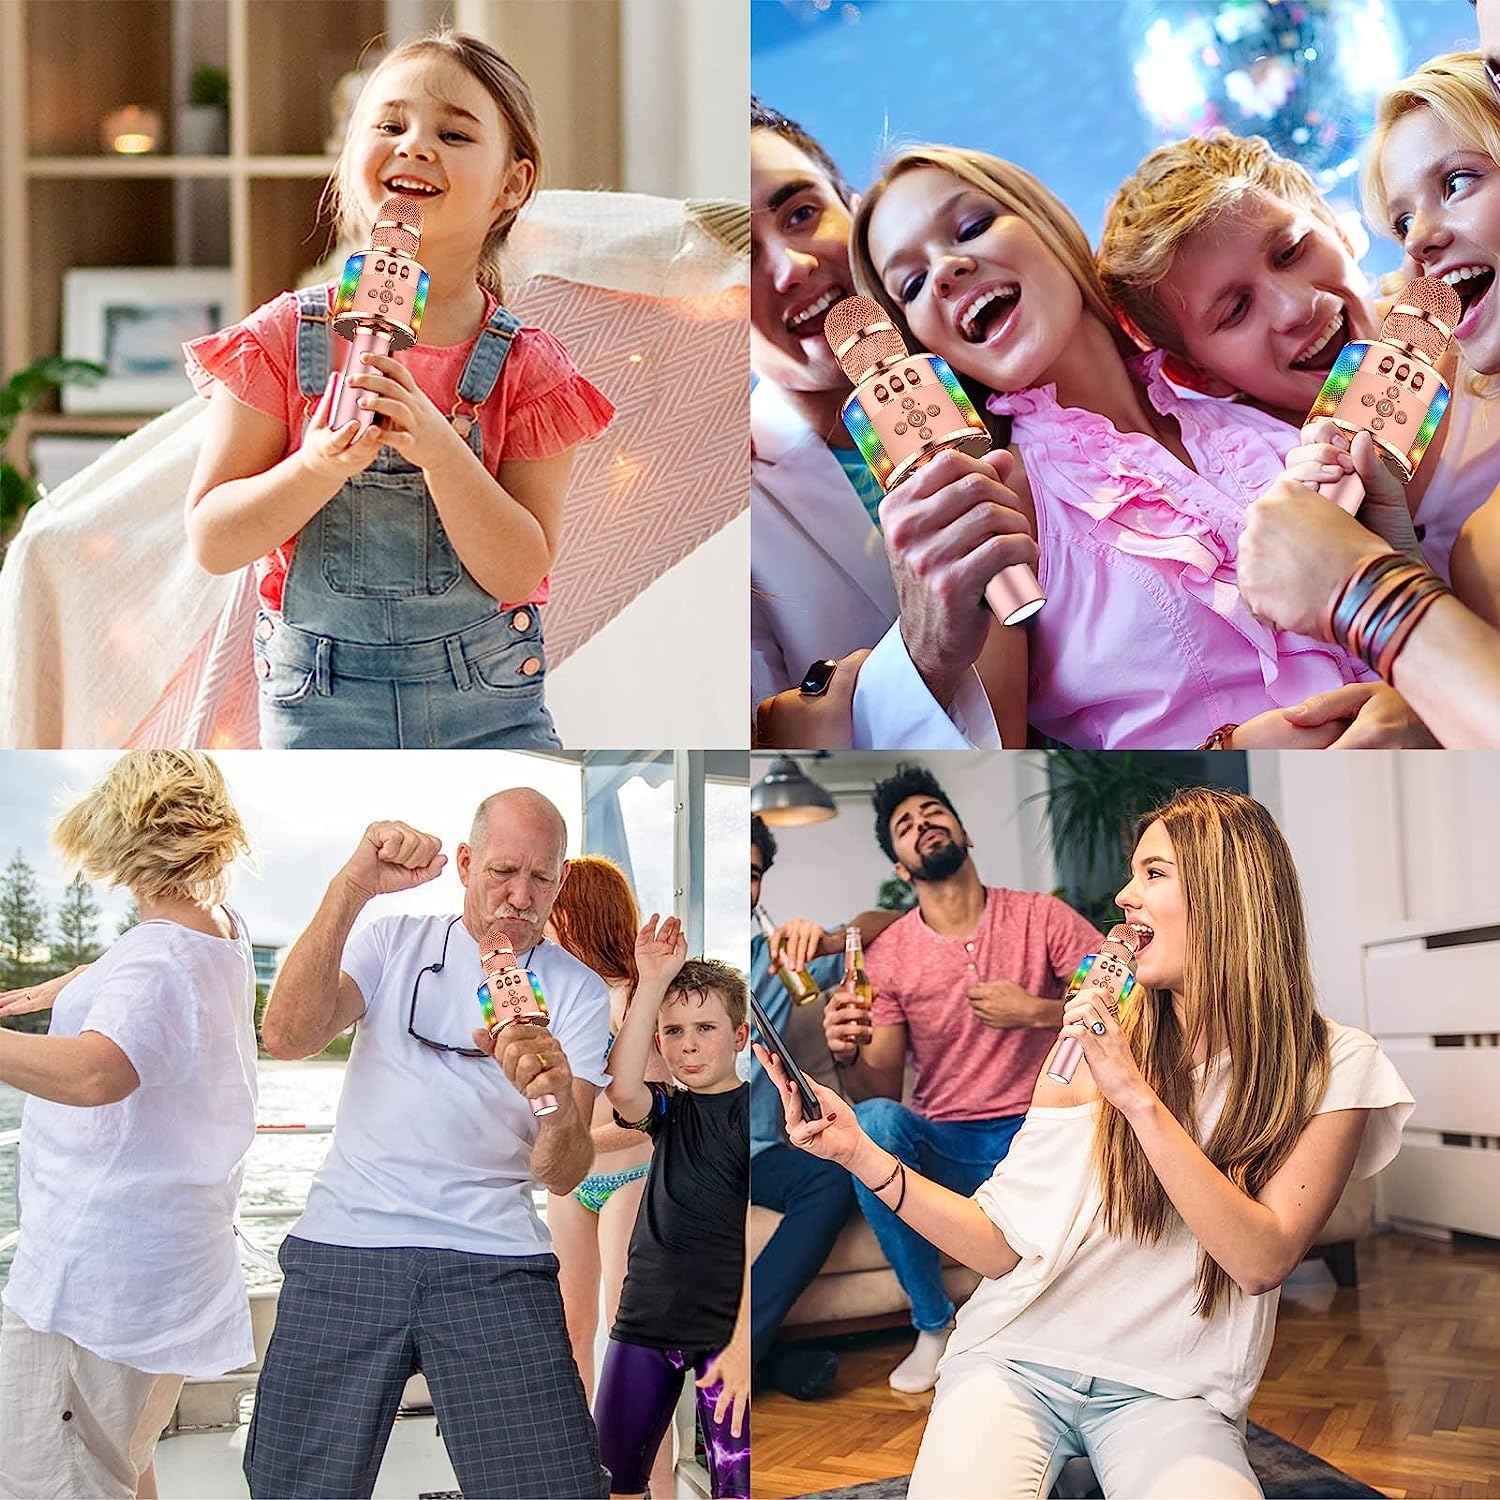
left=852, top=1097, right=1024, bottom=1333
left=750, top=1144, right=853, bottom=1370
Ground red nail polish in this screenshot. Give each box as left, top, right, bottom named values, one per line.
left=827, top=1111, right=837, bottom=1121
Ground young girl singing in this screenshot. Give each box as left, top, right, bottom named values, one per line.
left=760, top=787, right=1413, bottom=1499
left=183, top=32, right=614, bottom=750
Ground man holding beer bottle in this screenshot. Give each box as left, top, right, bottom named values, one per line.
left=823, top=764, right=1101, bottom=1394
left=749, top=815, right=897, bottom=1400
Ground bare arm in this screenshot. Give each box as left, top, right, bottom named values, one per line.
left=757, top=1045, right=1018, bottom=1279
left=528, top=1078, right=598, bottom=1196
left=260, top=879, right=370, bottom=1059
left=605, top=916, right=687, bottom=1125
left=1387, top=593, right=1500, bottom=748
left=1450, top=499, right=1500, bottom=630
left=184, top=382, right=381, bottom=574
left=422, top=447, right=575, bottom=604
left=1123, top=1097, right=1369, bottom=1295
left=262, top=821, right=447, bottom=1059
left=825, top=1017, right=906, bottom=1102
left=0, top=1029, right=139, bottom=1107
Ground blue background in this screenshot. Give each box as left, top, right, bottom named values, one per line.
left=751, top=0, right=1482, bottom=278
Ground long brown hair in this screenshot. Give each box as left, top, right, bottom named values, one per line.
left=848, top=144, right=1139, bottom=368
left=325, top=30, right=542, bottom=300
left=1095, top=788, right=1330, bottom=1318
left=548, top=855, right=640, bottom=990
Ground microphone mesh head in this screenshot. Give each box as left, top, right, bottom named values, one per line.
left=824, top=295, right=908, bottom=385
left=1381, top=275, right=1460, bottom=363
left=371, top=195, right=424, bottom=256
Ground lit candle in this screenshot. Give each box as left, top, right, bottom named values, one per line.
left=100, top=107, right=161, bottom=155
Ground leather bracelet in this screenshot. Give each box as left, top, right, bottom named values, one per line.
left=1346, top=564, right=1421, bottom=663
left=869, top=1154, right=902, bottom=1193
left=1362, top=573, right=1442, bottom=668
left=1327, top=551, right=1404, bottom=646
left=1198, top=723, right=1238, bottom=750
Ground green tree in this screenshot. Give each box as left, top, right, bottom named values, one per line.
left=52, top=872, right=101, bottom=968
left=117, top=897, right=140, bottom=936
left=0, top=848, right=47, bottom=989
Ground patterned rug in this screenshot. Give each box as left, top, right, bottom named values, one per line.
left=790, top=1421, right=1384, bottom=1499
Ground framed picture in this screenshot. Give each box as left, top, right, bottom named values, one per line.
left=61, top=268, right=235, bottom=413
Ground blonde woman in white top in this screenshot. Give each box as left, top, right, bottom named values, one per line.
left=0, top=751, right=257, bottom=1500
left=757, top=787, right=1412, bottom=1499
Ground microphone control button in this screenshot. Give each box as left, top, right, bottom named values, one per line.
left=918, top=427, right=933, bottom=441
left=926, top=404, right=941, bottom=417
left=890, top=376, right=904, bottom=392
left=1360, top=394, right=1376, bottom=407
left=1396, top=363, right=1410, bottom=381
left=874, top=385, right=888, bottom=401
left=1378, top=355, right=1394, bottom=373
left=905, top=367, right=921, bottom=383
left=1394, top=410, right=1407, bottom=424
left=1377, top=400, right=1393, bottom=416
left=901, top=396, right=916, bottom=409
left=1386, top=385, right=1401, bottom=399
left=894, top=422, right=907, bottom=435
left=1372, top=417, right=1386, bottom=430
left=1411, top=372, right=1425, bottom=390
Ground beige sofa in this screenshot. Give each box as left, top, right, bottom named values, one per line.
left=751, top=994, right=1374, bottom=1345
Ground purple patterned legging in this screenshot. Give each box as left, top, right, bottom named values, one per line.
left=594, top=1338, right=750, bottom=1498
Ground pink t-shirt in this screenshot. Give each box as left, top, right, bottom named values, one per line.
left=866, top=888, right=1100, bottom=1122
left=184, top=285, right=615, bottom=614
left=990, top=350, right=1375, bottom=749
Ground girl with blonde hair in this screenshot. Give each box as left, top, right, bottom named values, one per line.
left=760, top=787, right=1412, bottom=1498
left=543, top=855, right=676, bottom=1499
left=0, top=751, right=258, bottom=1500
left=184, top=30, right=614, bottom=750
left=1364, top=50, right=1500, bottom=626
left=851, top=146, right=1371, bottom=749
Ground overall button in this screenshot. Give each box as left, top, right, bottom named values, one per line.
left=255, top=616, right=275, bottom=641
left=256, top=657, right=272, bottom=679
left=510, top=609, right=532, bottom=632
left=519, top=656, right=542, bottom=677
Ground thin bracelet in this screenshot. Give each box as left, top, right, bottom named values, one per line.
left=890, top=1161, right=908, bottom=1215
left=869, top=1154, right=902, bottom=1194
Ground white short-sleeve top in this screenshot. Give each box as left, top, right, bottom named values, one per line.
left=945, top=1021, right=1414, bottom=1418
left=3, top=915, right=259, bottom=1376
left=292, top=914, right=611, bottom=1256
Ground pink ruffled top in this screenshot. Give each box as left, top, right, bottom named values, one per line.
left=185, top=285, right=615, bottom=613
left=988, top=350, right=1374, bottom=748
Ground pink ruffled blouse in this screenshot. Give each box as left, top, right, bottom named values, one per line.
left=185, top=286, right=615, bottom=613
left=989, top=351, right=1374, bottom=748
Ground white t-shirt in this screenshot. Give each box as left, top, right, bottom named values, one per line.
left=3, top=915, right=258, bottom=1376
left=293, top=914, right=611, bottom=1255
left=945, top=1021, right=1414, bottom=1418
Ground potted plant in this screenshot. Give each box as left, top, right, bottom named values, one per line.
left=178, top=65, right=229, bottom=155
left=0, top=356, right=106, bottom=545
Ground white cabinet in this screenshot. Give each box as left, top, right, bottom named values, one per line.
left=1363, top=918, right=1500, bottom=1240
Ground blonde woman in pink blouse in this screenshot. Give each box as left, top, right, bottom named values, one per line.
left=850, top=146, right=1373, bottom=750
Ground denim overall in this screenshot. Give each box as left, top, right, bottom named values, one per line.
left=251, top=287, right=560, bottom=749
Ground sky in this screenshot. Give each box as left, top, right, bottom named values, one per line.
left=0, top=751, right=593, bottom=955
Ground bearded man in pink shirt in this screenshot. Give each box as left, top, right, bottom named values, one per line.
left=823, top=762, right=1100, bottom=1393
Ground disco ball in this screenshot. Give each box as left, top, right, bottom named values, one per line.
left=1125, top=0, right=1406, bottom=188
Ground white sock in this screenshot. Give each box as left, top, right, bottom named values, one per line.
left=887, top=1322, right=954, bottom=1393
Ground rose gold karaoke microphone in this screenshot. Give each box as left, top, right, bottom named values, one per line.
left=478, top=926, right=558, bottom=1117
left=825, top=295, right=1044, bottom=626
left=1304, top=276, right=1459, bottom=514
left=328, top=196, right=431, bottom=433
left=1046, top=923, right=1146, bottom=1085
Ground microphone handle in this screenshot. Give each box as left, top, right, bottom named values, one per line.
left=1047, top=1035, right=1085, bottom=1085
left=330, top=323, right=397, bottom=433
left=1313, top=469, right=1366, bottom=517
left=488, top=1013, right=559, bottom=1117
left=984, top=562, right=1046, bottom=627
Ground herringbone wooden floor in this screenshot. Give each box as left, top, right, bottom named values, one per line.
left=752, top=1231, right=1500, bottom=1499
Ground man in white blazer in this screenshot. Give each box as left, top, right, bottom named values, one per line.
left=750, top=101, right=1033, bottom=749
